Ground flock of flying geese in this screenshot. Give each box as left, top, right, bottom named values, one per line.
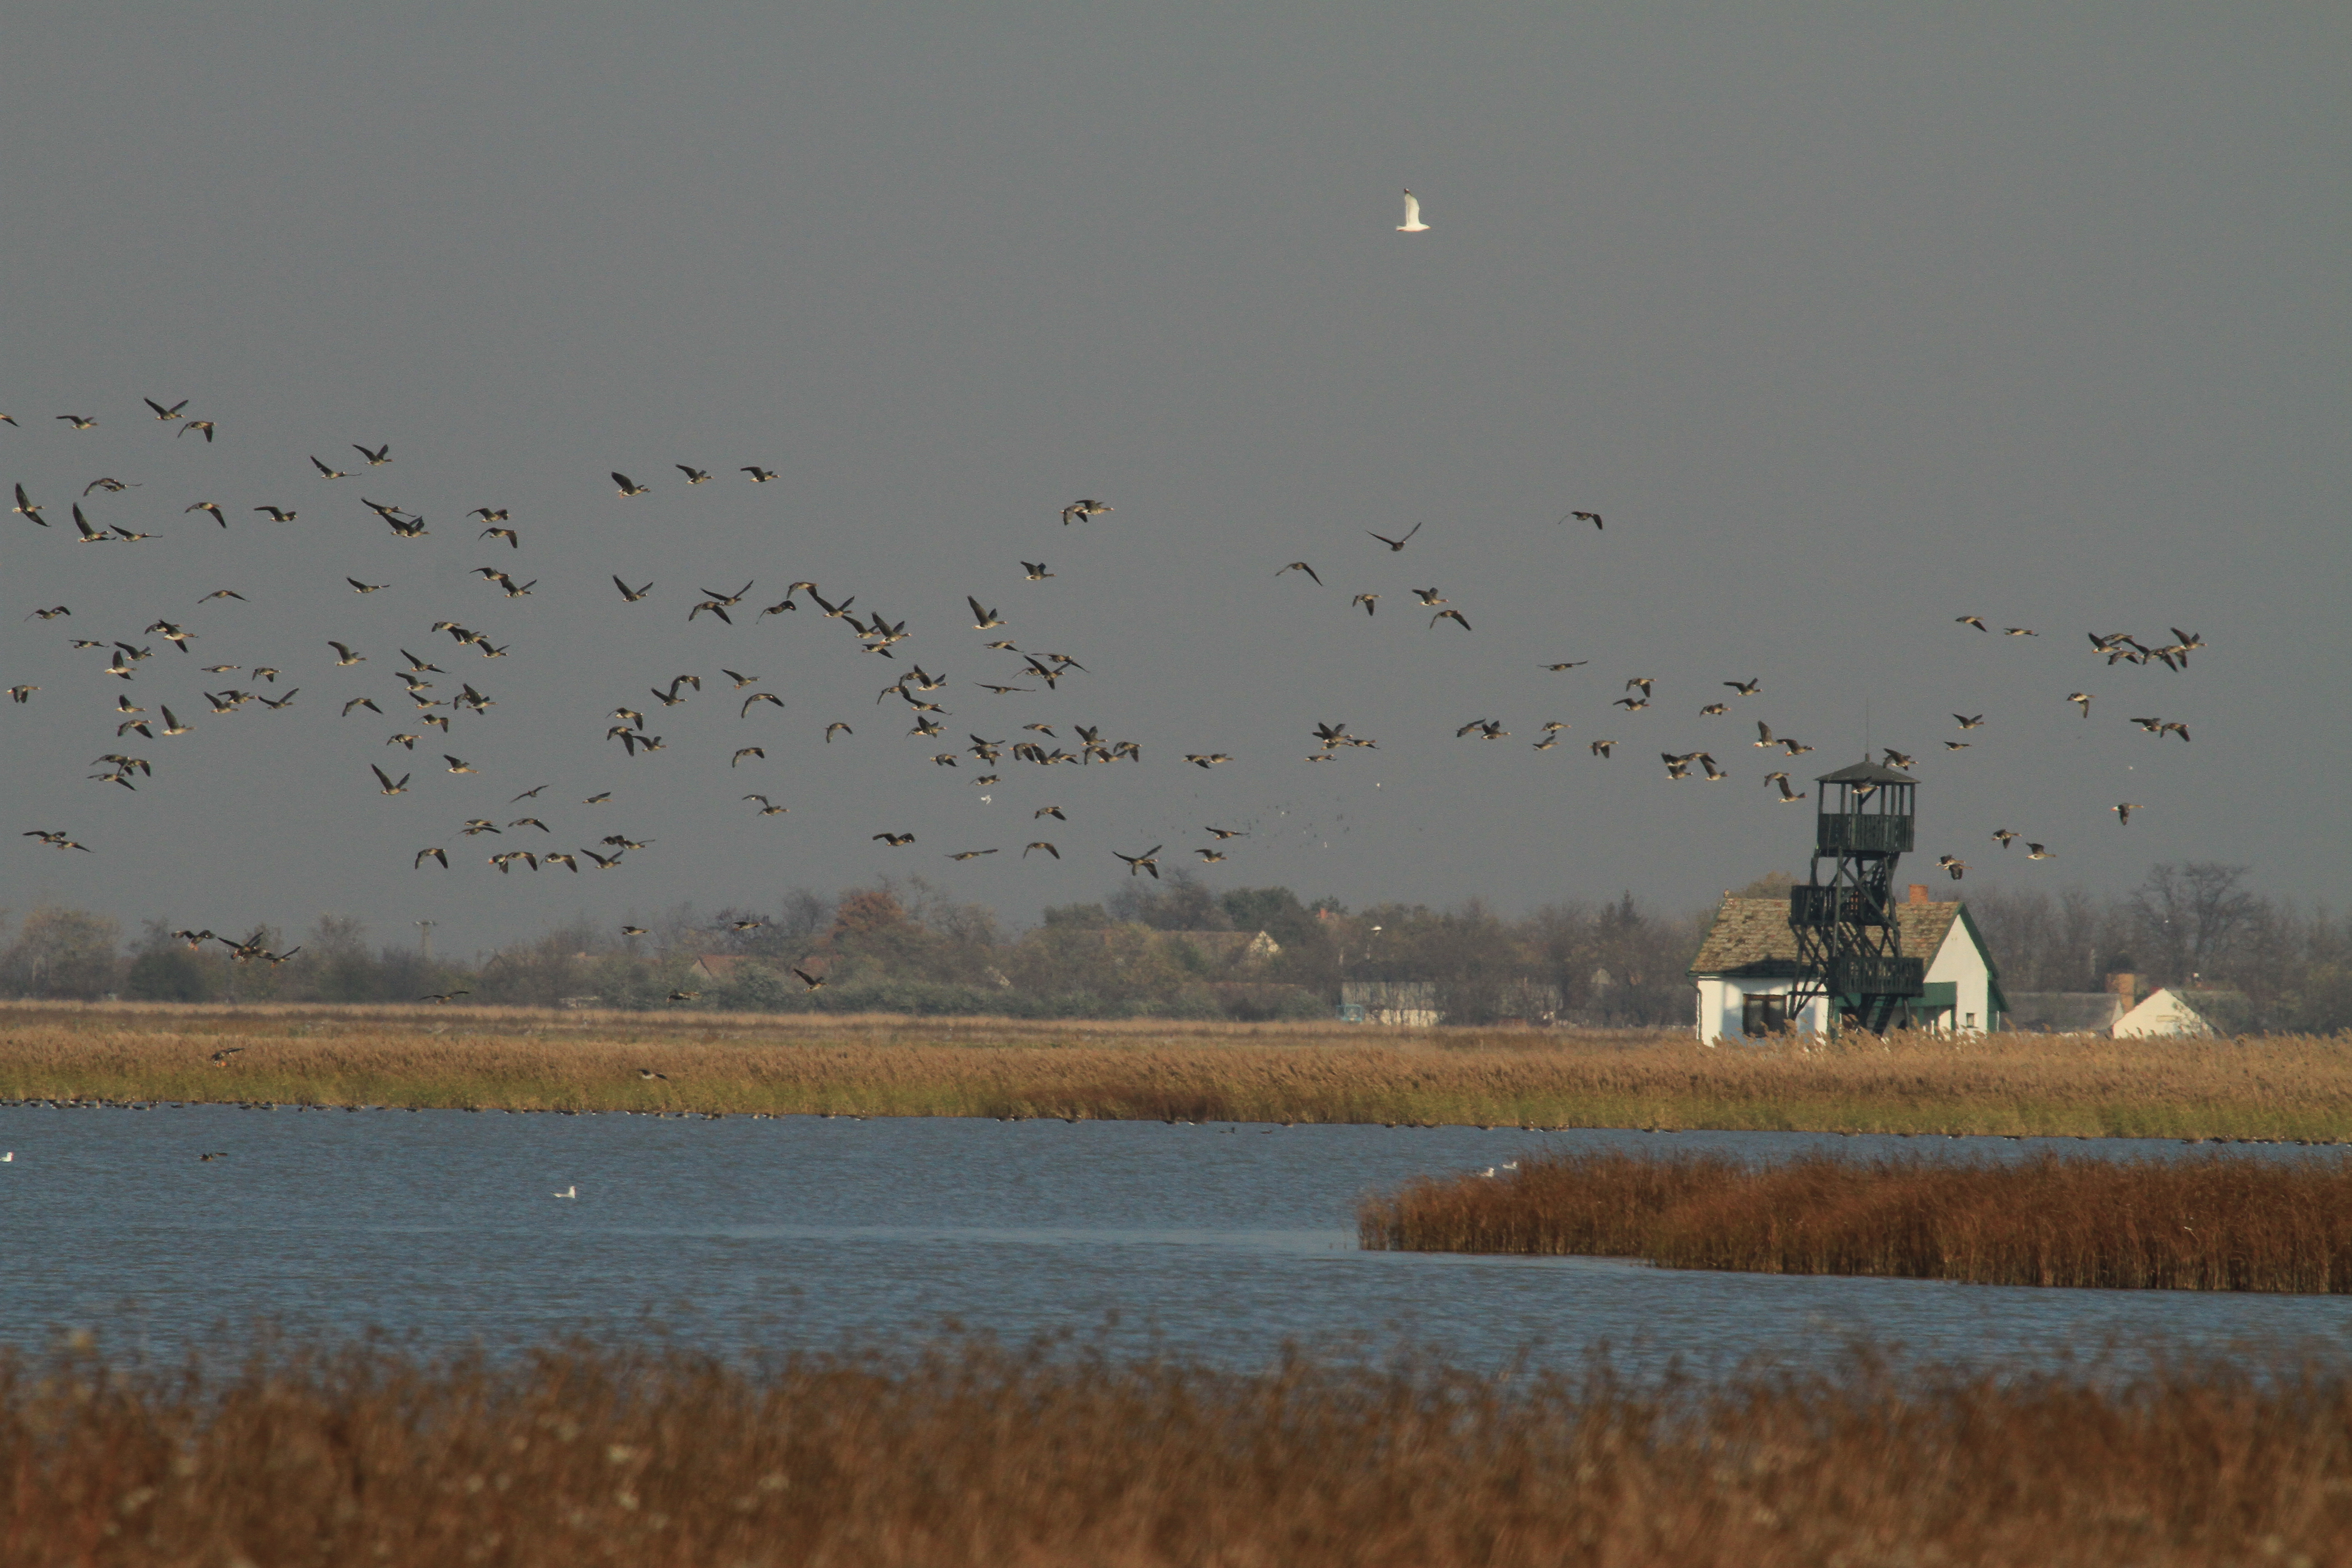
left=9, top=382, right=2206, bottom=977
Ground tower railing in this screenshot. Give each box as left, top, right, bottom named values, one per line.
left=1814, top=814, right=1913, bottom=854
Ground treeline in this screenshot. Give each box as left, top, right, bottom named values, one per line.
left=1963, top=862, right=2352, bottom=1032
left=4, top=861, right=2344, bottom=1030
left=0, top=875, right=1706, bottom=1026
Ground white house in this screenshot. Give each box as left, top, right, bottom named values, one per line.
left=1690, top=887, right=2006, bottom=1040
left=2112, top=986, right=2243, bottom=1038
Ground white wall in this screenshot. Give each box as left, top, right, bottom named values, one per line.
left=1693, top=978, right=1828, bottom=1042
left=2113, top=988, right=2213, bottom=1038
left=1921, top=921, right=1994, bottom=1033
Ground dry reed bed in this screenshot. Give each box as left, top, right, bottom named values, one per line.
left=1362, top=1148, right=2352, bottom=1291
left=2, top=1002, right=2349, bottom=1137
left=5, top=1335, right=2350, bottom=1568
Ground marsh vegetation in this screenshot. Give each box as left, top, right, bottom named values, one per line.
left=4, top=1333, right=2347, bottom=1566
left=4, top=1002, right=2352, bottom=1137
left=1362, top=1147, right=2352, bottom=1291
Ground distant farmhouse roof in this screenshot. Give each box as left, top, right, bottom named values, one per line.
left=1165, top=930, right=1281, bottom=963
left=1690, top=897, right=1963, bottom=980
left=1082, top=929, right=1281, bottom=965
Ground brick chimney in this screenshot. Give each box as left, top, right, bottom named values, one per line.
left=1907, top=884, right=1929, bottom=906
left=2105, top=972, right=2137, bottom=1000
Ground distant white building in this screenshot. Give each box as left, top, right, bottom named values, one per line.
left=2113, top=986, right=2244, bottom=1038
left=1339, top=980, right=1441, bottom=1027
left=1689, top=887, right=2006, bottom=1040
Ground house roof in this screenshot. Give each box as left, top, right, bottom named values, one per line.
left=693, top=954, right=748, bottom=980
left=1689, top=897, right=1964, bottom=979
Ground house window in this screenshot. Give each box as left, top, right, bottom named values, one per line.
left=1742, top=994, right=1787, bottom=1037
left=1965, top=1012, right=1976, bottom=1029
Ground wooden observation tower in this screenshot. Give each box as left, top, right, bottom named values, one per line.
left=1786, top=760, right=1927, bottom=1032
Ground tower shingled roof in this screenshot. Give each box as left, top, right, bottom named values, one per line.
left=1815, top=760, right=1918, bottom=785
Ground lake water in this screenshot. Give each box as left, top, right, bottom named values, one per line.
left=3, top=1105, right=2346, bottom=1374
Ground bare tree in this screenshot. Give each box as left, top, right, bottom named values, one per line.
left=2131, top=862, right=2259, bottom=984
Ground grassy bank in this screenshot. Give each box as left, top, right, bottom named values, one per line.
left=2, top=1001, right=2350, bottom=1138
left=4, top=1334, right=2349, bottom=1567
left=1361, top=1148, right=2352, bottom=1291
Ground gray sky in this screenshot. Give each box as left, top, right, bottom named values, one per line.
left=5, top=3, right=2347, bottom=958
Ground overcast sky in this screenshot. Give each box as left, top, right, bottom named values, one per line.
left=4, top=3, right=2347, bottom=958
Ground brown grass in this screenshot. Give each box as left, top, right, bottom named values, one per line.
left=4, top=1333, right=2350, bottom=1567
left=1361, top=1148, right=2352, bottom=1291
left=3, top=1000, right=2351, bottom=1138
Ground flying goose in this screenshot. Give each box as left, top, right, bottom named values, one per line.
left=1113, top=845, right=1164, bottom=879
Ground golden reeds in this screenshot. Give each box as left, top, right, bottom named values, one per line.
left=1361, top=1147, right=2352, bottom=1290
left=1, top=1333, right=2346, bottom=1567
left=3, top=1000, right=2351, bottom=1138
